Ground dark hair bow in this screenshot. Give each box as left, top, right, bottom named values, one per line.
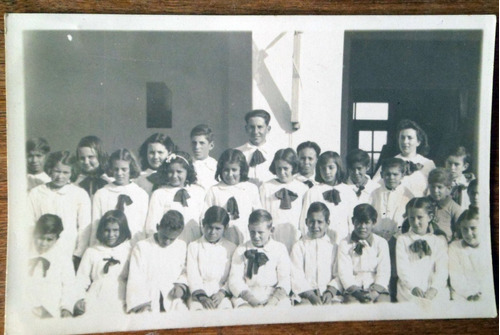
left=79, top=175, right=108, bottom=196
left=403, top=161, right=423, bottom=176
left=249, top=149, right=266, bottom=167
left=29, top=257, right=50, bottom=277
left=226, top=196, right=240, bottom=220
left=409, top=239, right=432, bottom=258
left=103, top=257, right=121, bottom=274
left=322, top=188, right=341, bottom=205
left=244, top=249, right=269, bottom=279
left=303, top=180, right=314, bottom=188
left=173, top=189, right=190, bottom=207
left=275, top=188, right=298, bottom=210
left=115, top=194, right=133, bottom=212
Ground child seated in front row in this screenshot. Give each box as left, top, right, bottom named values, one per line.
left=396, top=197, right=449, bottom=304
left=187, top=206, right=237, bottom=310
left=427, top=168, right=463, bottom=243
left=27, top=214, right=78, bottom=318
left=338, top=204, right=391, bottom=304
left=190, top=124, right=218, bottom=191
left=127, top=210, right=189, bottom=313
left=291, top=202, right=343, bottom=305
left=229, top=209, right=291, bottom=308
left=449, top=207, right=488, bottom=302
left=444, top=146, right=475, bottom=211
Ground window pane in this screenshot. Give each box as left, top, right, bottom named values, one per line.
left=353, top=102, right=389, bottom=120
left=373, top=131, right=387, bottom=151
left=358, top=131, right=372, bottom=152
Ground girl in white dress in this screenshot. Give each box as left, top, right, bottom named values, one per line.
left=260, top=148, right=309, bottom=253
left=134, top=133, right=176, bottom=196
left=91, top=149, right=149, bottom=246
left=74, top=210, right=133, bottom=316
left=204, top=149, right=262, bottom=245
left=145, top=151, right=205, bottom=244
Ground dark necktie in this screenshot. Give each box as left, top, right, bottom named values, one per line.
left=115, top=194, right=133, bottom=212
left=249, top=149, right=266, bottom=167
left=226, top=196, right=240, bottom=220
left=303, top=180, right=314, bottom=188
left=275, top=188, right=298, bottom=210
left=29, top=257, right=50, bottom=277
left=244, top=249, right=269, bottom=279
left=409, top=239, right=432, bottom=258
left=173, top=189, right=190, bottom=207
left=103, top=257, right=121, bottom=274
left=322, top=188, right=341, bottom=205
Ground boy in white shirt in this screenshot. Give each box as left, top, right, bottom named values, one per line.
left=191, top=124, right=218, bottom=191
left=26, top=137, right=51, bottom=192
left=444, top=146, right=475, bottom=211
left=345, top=149, right=380, bottom=205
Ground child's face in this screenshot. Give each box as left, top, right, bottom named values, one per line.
left=249, top=221, right=273, bottom=247
left=461, top=219, right=480, bottom=247
left=27, top=150, right=47, bottom=174
left=306, top=211, right=329, bottom=239
left=34, top=233, right=58, bottom=254
left=49, top=162, right=72, bottom=188
left=167, top=162, right=188, bottom=187
left=191, top=135, right=214, bottom=161
left=155, top=225, right=182, bottom=248
left=298, top=148, right=318, bottom=177
left=348, top=162, right=369, bottom=185
left=245, top=117, right=270, bottom=146
left=203, top=222, right=225, bottom=243
left=319, top=158, right=338, bottom=186
left=382, top=166, right=403, bottom=190
left=445, top=155, right=469, bottom=180
left=275, top=160, right=294, bottom=183
left=147, top=143, right=169, bottom=170
left=78, top=147, right=100, bottom=174
left=468, top=187, right=479, bottom=207
left=112, top=159, right=130, bottom=186
left=429, top=182, right=451, bottom=202
left=398, top=128, right=421, bottom=157
left=103, top=221, right=121, bottom=247
left=407, top=207, right=431, bottom=236
left=222, top=162, right=241, bottom=185
left=353, top=218, right=374, bottom=240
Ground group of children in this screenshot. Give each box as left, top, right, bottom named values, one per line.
left=25, top=110, right=487, bottom=319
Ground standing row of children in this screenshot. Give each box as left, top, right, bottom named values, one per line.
left=26, top=110, right=486, bottom=318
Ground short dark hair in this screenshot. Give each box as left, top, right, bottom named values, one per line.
left=190, top=124, right=214, bottom=142
left=26, top=137, right=50, bottom=154
left=107, top=148, right=142, bottom=179
left=269, top=148, right=299, bottom=175
left=397, top=119, right=430, bottom=156
left=96, top=210, right=131, bottom=246
left=457, top=206, right=479, bottom=230
left=157, top=151, right=197, bottom=186
left=306, top=202, right=330, bottom=223
left=158, top=210, right=185, bottom=232
left=467, top=179, right=478, bottom=196
left=76, top=135, right=109, bottom=174
left=34, top=214, right=64, bottom=237
left=352, top=203, right=378, bottom=223
left=44, top=151, right=79, bottom=182
left=138, top=133, right=176, bottom=170
left=346, top=149, right=370, bottom=169
left=381, top=157, right=406, bottom=174
left=296, top=141, right=321, bottom=157
left=244, top=109, right=271, bottom=125
left=446, top=145, right=471, bottom=167
left=315, top=151, right=346, bottom=184
left=428, top=168, right=453, bottom=187
left=215, top=149, right=249, bottom=182
left=248, top=209, right=273, bottom=226
left=203, top=206, right=230, bottom=227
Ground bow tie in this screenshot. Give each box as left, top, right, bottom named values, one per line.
left=249, top=149, right=266, bottom=167
left=226, top=196, right=240, bottom=220
left=173, top=189, right=190, bottom=207
left=103, top=257, right=121, bottom=274
left=275, top=188, right=298, bottom=209
left=322, top=189, right=341, bottom=205
left=29, top=257, right=50, bottom=277
left=303, top=180, right=314, bottom=188
left=79, top=175, right=108, bottom=196
left=244, top=249, right=269, bottom=279
left=403, top=161, right=423, bottom=176
left=409, top=239, right=432, bottom=258
left=351, top=232, right=371, bottom=255
left=355, top=185, right=365, bottom=197
left=115, top=194, right=133, bottom=212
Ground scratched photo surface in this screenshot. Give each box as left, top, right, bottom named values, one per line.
left=5, top=14, right=497, bottom=335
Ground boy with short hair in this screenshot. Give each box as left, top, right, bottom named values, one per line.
left=229, top=209, right=291, bottom=308
left=290, top=202, right=343, bottom=305
left=235, top=110, right=275, bottom=187
left=295, top=141, right=321, bottom=188
left=190, top=124, right=218, bottom=190
left=445, top=146, right=475, bottom=210
left=345, top=149, right=380, bottom=205
left=467, top=179, right=479, bottom=209
left=427, top=168, right=463, bottom=243
left=338, top=204, right=391, bottom=304
left=26, top=137, right=51, bottom=191
left=127, top=210, right=189, bottom=313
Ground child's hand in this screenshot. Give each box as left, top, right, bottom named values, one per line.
left=73, top=299, right=86, bottom=316
left=169, top=284, right=185, bottom=300
left=352, top=290, right=371, bottom=303
left=302, top=290, right=322, bottom=305
left=321, top=291, right=333, bottom=304
left=128, top=302, right=152, bottom=313
left=241, top=290, right=262, bottom=307
left=368, top=289, right=380, bottom=302
left=411, top=287, right=425, bottom=298
left=32, top=306, right=52, bottom=318
left=210, top=290, right=226, bottom=308
left=60, top=309, right=73, bottom=318
left=467, top=293, right=481, bottom=301
left=198, top=295, right=216, bottom=310
left=424, top=287, right=437, bottom=300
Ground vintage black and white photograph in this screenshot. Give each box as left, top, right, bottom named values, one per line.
left=5, top=14, right=497, bottom=335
